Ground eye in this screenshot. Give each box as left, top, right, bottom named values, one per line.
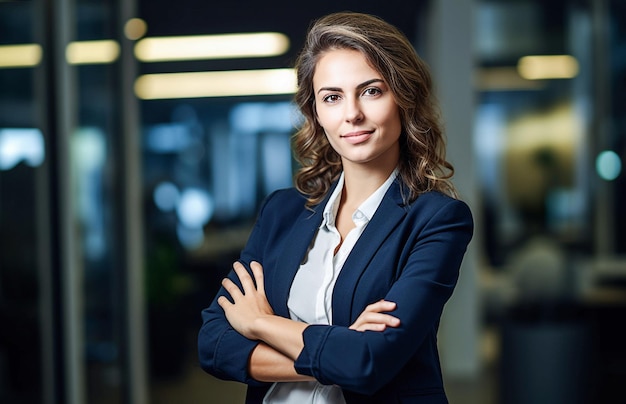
left=362, top=87, right=382, bottom=97
left=322, top=94, right=341, bottom=103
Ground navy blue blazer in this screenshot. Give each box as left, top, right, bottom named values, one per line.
left=198, top=179, right=473, bottom=403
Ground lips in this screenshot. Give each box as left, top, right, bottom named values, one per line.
left=340, top=130, right=373, bottom=145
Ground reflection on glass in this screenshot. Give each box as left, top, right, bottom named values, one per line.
left=73, top=127, right=107, bottom=260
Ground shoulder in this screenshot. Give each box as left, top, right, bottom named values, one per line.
left=256, top=187, right=309, bottom=220
left=410, top=190, right=470, bottom=209
left=393, top=191, right=474, bottom=258
left=404, top=190, right=473, bottom=227
left=262, top=187, right=308, bottom=209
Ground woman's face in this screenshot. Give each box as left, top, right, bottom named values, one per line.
left=313, top=48, right=402, bottom=172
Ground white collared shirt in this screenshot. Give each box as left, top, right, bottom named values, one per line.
left=263, top=169, right=398, bottom=404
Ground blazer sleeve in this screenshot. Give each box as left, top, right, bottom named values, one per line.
left=293, top=197, right=473, bottom=395
left=197, top=191, right=278, bottom=386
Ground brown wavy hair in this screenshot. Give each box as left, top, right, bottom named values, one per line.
left=292, top=11, right=458, bottom=206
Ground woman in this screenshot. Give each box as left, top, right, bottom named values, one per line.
left=198, top=11, right=473, bottom=404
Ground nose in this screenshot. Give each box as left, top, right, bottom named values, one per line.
left=345, top=98, right=364, bottom=123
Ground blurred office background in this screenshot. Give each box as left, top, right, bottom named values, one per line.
left=0, top=0, right=625, bottom=403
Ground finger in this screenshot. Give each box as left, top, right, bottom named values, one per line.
left=217, top=295, right=232, bottom=309
left=365, top=300, right=397, bottom=313
left=349, top=319, right=387, bottom=332
left=351, top=313, right=401, bottom=331
left=232, top=261, right=255, bottom=292
left=363, top=312, right=401, bottom=326
left=221, top=277, right=242, bottom=299
left=376, top=313, right=401, bottom=327
left=250, top=261, right=265, bottom=293
left=357, top=323, right=387, bottom=332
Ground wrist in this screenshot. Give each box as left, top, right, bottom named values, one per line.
left=255, top=316, right=308, bottom=360
left=250, top=314, right=276, bottom=341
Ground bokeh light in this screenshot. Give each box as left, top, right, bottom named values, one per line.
left=596, top=150, right=622, bottom=181
left=124, top=18, right=148, bottom=40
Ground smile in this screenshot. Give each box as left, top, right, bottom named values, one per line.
left=340, top=131, right=373, bottom=144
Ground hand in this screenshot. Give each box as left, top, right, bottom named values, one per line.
left=218, top=261, right=274, bottom=340
left=349, top=300, right=400, bottom=332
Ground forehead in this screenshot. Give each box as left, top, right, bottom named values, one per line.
left=313, top=49, right=382, bottom=88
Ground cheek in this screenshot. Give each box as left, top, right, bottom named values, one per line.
left=372, top=109, right=400, bottom=133
left=384, top=108, right=403, bottom=136
left=316, top=110, right=339, bottom=133
left=323, top=130, right=338, bottom=147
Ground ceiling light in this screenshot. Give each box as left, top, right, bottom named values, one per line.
left=475, top=67, right=544, bottom=91
left=66, top=40, right=120, bottom=64
left=134, top=68, right=297, bottom=99
left=517, top=55, right=579, bottom=80
left=134, top=32, right=289, bottom=62
left=0, top=44, right=42, bottom=68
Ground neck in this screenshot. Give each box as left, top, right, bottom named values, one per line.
left=341, top=162, right=396, bottom=208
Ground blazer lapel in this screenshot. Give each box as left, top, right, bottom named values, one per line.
left=331, top=180, right=407, bottom=326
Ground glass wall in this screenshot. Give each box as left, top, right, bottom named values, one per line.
left=0, top=0, right=141, bottom=403
left=0, top=2, right=46, bottom=402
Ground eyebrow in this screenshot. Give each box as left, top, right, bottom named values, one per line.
left=316, top=78, right=384, bottom=94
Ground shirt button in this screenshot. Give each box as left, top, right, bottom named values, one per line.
left=354, top=211, right=364, bottom=220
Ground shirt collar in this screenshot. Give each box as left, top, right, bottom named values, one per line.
left=321, top=173, right=344, bottom=228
